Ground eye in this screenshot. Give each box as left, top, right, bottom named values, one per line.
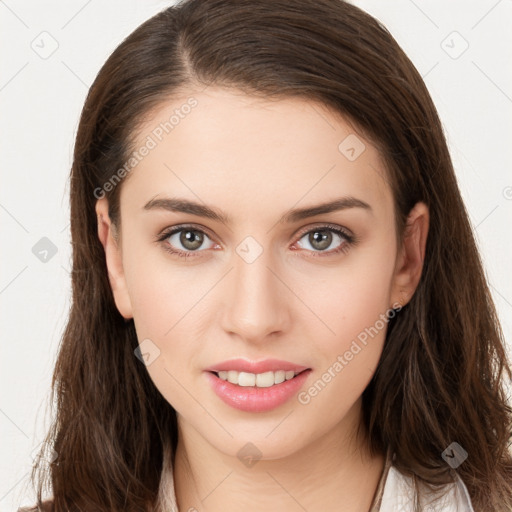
left=156, top=223, right=357, bottom=260
left=157, top=225, right=218, bottom=258
left=293, top=224, right=355, bottom=257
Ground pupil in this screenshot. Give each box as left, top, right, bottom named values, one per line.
left=310, top=230, right=331, bottom=250
left=181, top=230, right=203, bottom=250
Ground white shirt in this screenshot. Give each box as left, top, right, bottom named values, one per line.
left=156, top=449, right=476, bottom=512
left=378, top=464, right=475, bottom=512
left=19, top=451, right=476, bottom=512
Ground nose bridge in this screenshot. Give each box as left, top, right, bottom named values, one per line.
left=221, top=235, right=289, bottom=340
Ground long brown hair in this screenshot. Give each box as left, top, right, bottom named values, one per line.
left=27, top=0, right=512, bottom=510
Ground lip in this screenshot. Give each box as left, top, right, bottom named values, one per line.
left=205, top=369, right=312, bottom=413
left=205, top=358, right=310, bottom=374
left=204, top=358, right=312, bottom=413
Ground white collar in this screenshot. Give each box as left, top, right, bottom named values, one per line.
left=158, top=449, right=475, bottom=512
left=378, top=464, right=475, bottom=512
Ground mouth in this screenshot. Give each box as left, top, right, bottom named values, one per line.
left=205, top=368, right=312, bottom=413
left=208, top=369, right=309, bottom=388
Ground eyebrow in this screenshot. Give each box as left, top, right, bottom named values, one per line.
left=143, top=196, right=372, bottom=224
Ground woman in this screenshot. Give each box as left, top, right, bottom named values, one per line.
left=23, top=0, right=512, bottom=511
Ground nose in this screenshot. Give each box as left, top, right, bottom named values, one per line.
left=220, top=244, right=291, bottom=344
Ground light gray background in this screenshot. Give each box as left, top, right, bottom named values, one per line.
left=1, top=1, right=511, bottom=510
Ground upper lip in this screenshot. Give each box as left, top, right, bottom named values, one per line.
left=205, top=358, right=310, bottom=374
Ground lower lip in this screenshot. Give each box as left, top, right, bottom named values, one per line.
left=205, top=370, right=311, bottom=413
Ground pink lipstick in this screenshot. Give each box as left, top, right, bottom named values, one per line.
left=204, top=358, right=311, bottom=412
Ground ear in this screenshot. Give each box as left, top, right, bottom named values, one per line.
left=95, top=198, right=133, bottom=319
left=390, top=201, right=429, bottom=308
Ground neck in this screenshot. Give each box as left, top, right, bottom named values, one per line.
left=170, top=401, right=385, bottom=512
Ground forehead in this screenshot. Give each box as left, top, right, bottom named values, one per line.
left=120, top=87, right=393, bottom=223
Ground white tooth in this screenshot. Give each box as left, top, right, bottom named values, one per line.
left=220, top=369, right=299, bottom=386
left=227, top=370, right=239, bottom=384
left=256, top=371, right=275, bottom=388
left=238, top=372, right=256, bottom=386
left=274, top=370, right=285, bottom=384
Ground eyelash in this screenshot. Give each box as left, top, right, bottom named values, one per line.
left=155, top=223, right=357, bottom=259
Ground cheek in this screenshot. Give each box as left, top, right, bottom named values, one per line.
left=123, top=239, right=200, bottom=338
left=124, top=251, right=203, bottom=410
left=120, top=245, right=197, bottom=391
left=303, top=239, right=396, bottom=397
left=312, top=242, right=396, bottom=346
left=297, top=291, right=392, bottom=418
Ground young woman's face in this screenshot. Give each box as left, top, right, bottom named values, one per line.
left=98, top=87, right=425, bottom=460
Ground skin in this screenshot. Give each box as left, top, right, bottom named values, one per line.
left=96, top=86, right=429, bottom=512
